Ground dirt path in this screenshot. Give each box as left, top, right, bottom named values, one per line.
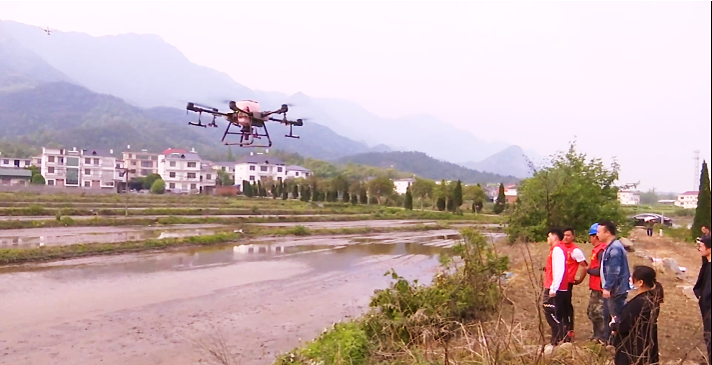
left=0, top=231, right=448, bottom=365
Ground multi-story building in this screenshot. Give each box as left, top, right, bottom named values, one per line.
left=675, top=191, right=699, bottom=209
left=234, top=153, right=288, bottom=186
left=200, top=162, right=216, bottom=194
left=40, top=147, right=119, bottom=188
left=157, top=148, right=204, bottom=193
left=617, top=190, right=641, bottom=206
left=121, top=150, right=159, bottom=177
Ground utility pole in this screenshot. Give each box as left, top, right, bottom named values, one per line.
left=694, top=150, right=700, bottom=190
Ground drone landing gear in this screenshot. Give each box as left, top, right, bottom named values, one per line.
left=187, top=104, right=219, bottom=128
left=221, top=122, right=273, bottom=148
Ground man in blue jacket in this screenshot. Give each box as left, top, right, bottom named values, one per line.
left=596, top=220, right=631, bottom=344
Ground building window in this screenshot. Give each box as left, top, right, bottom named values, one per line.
left=85, top=158, right=91, bottom=164
left=131, top=161, right=137, bottom=166
left=2, top=159, right=8, bottom=164
left=187, top=172, right=196, bottom=179
left=141, top=161, right=152, bottom=168
left=206, top=174, right=212, bottom=180
left=190, top=184, right=196, bottom=189
left=85, top=169, right=91, bottom=175
left=48, top=167, right=55, bottom=173
left=249, top=165, right=255, bottom=171
left=48, top=156, right=55, bottom=163
left=141, top=169, right=150, bottom=176
left=94, top=158, right=100, bottom=165
left=47, top=180, right=55, bottom=186
left=249, top=175, right=255, bottom=181
left=187, top=162, right=196, bottom=168
left=169, top=172, right=176, bottom=178
left=170, top=161, right=176, bottom=167
left=295, top=172, right=300, bottom=176
left=66, top=168, right=79, bottom=185
left=84, top=181, right=91, bottom=187
left=169, top=183, right=175, bottom=189
left=260, top=166, right=268, bottom=172
left=277, top=167, right=283, bottom=172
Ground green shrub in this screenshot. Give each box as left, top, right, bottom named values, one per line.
left=150, top=179, right=165, bottom=194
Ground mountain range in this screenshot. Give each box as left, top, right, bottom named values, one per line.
left=0, top=19, right=537, bottom=180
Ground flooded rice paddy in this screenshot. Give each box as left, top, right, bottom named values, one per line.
left=0, top=223, right=503, bottom=365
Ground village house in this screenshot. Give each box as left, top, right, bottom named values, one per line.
left=121, top=150, right=159, bottom=178
left=285, top=165, right=312, bottom=179
left=617, top=190, right=641, bottom=206
left=393, top=177, right=415, bottom=195
left=157, top=148, right=205, bottom=193
left=0, top=167, right=32, bottom=186
left=674, top=191, right=699, bottom=209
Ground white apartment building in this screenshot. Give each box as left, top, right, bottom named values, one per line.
left=212, top=162, right=236, bottom=184
left=617, top=190, right=641, bottom=206
left=675, top=191, right=699, bottom=209
left=234, top=153, right=288, bottom=185
left=40, top=147, right=119, bottom=188
left=285, top=165, right=312, bottom=179
left=157, top=148, right=207, bottom=193
left=393, top=178, right=415, bottom=195
left=122, top=150, right=159, bottom=177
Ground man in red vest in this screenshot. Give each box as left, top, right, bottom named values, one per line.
left=561, top=227, right=589, bottom=342
left=585, top=223, right=608, bottom=344
left=543, top=228, right=570, bottom=346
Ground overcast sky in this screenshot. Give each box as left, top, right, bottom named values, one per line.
left=1, top=1, right=710, bottom=193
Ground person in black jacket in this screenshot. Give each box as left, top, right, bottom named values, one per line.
left=610, top=265, right=664, bottom=365
left=694, top=235, right=711, bottom=364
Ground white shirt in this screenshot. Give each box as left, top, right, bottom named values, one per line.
left=571, top=248, right=587, bottom=263
left=550, top=246, right=566, bottom=293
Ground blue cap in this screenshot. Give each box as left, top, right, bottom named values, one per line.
left=589, top=223, right=599, bottom=236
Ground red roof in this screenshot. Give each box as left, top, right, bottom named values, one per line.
left=161, top=148, right=187, bottom=155
left=681, top=191, right=699, bottom=196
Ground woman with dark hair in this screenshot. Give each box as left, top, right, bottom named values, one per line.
left=610, top=265, right=664, bottom=365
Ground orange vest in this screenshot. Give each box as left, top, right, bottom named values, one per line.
left=589, top=242, right=607, bottom=291
left=563, top=243, right=582, bottom=285
left=544, top=242, right=570, bottom=290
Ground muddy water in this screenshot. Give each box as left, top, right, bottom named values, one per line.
left=0, top=224, right=230, bottom=249
left=0, top=213, right=368, bottom=221
left=0, top=230, right=468, bottom=365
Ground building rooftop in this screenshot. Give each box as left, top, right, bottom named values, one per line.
left=286, top=165, right=311, bottom=172
left=82, top=148, right=115, bottom=157
left=164, top=152, right=201, bottom=161
left=236, top=155, right=285, bottom=165
left=161, top=148, right=187, bottom=155
left=680, top=191, right=699, bottom=196
left=0, top=168, right=33, bottom=178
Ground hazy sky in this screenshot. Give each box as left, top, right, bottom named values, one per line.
left=1, top=1, right=710, bottom=192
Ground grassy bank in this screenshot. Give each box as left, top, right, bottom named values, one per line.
left=0, top=223, right=453, bottom=265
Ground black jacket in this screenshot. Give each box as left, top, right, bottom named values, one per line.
left=611, top=288, right=664, bottom=365
left=694, top=259, right=711, bottom=315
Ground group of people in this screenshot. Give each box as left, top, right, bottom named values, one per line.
left=542, top=221, right=712, bottom=364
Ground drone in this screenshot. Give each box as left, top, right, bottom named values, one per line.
left=39, top=26, right=55, bottom=35
left=186, top=99, right=304, bottom=148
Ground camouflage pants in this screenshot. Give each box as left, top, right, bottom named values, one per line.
left=587, top=290, right=605, bottom=341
